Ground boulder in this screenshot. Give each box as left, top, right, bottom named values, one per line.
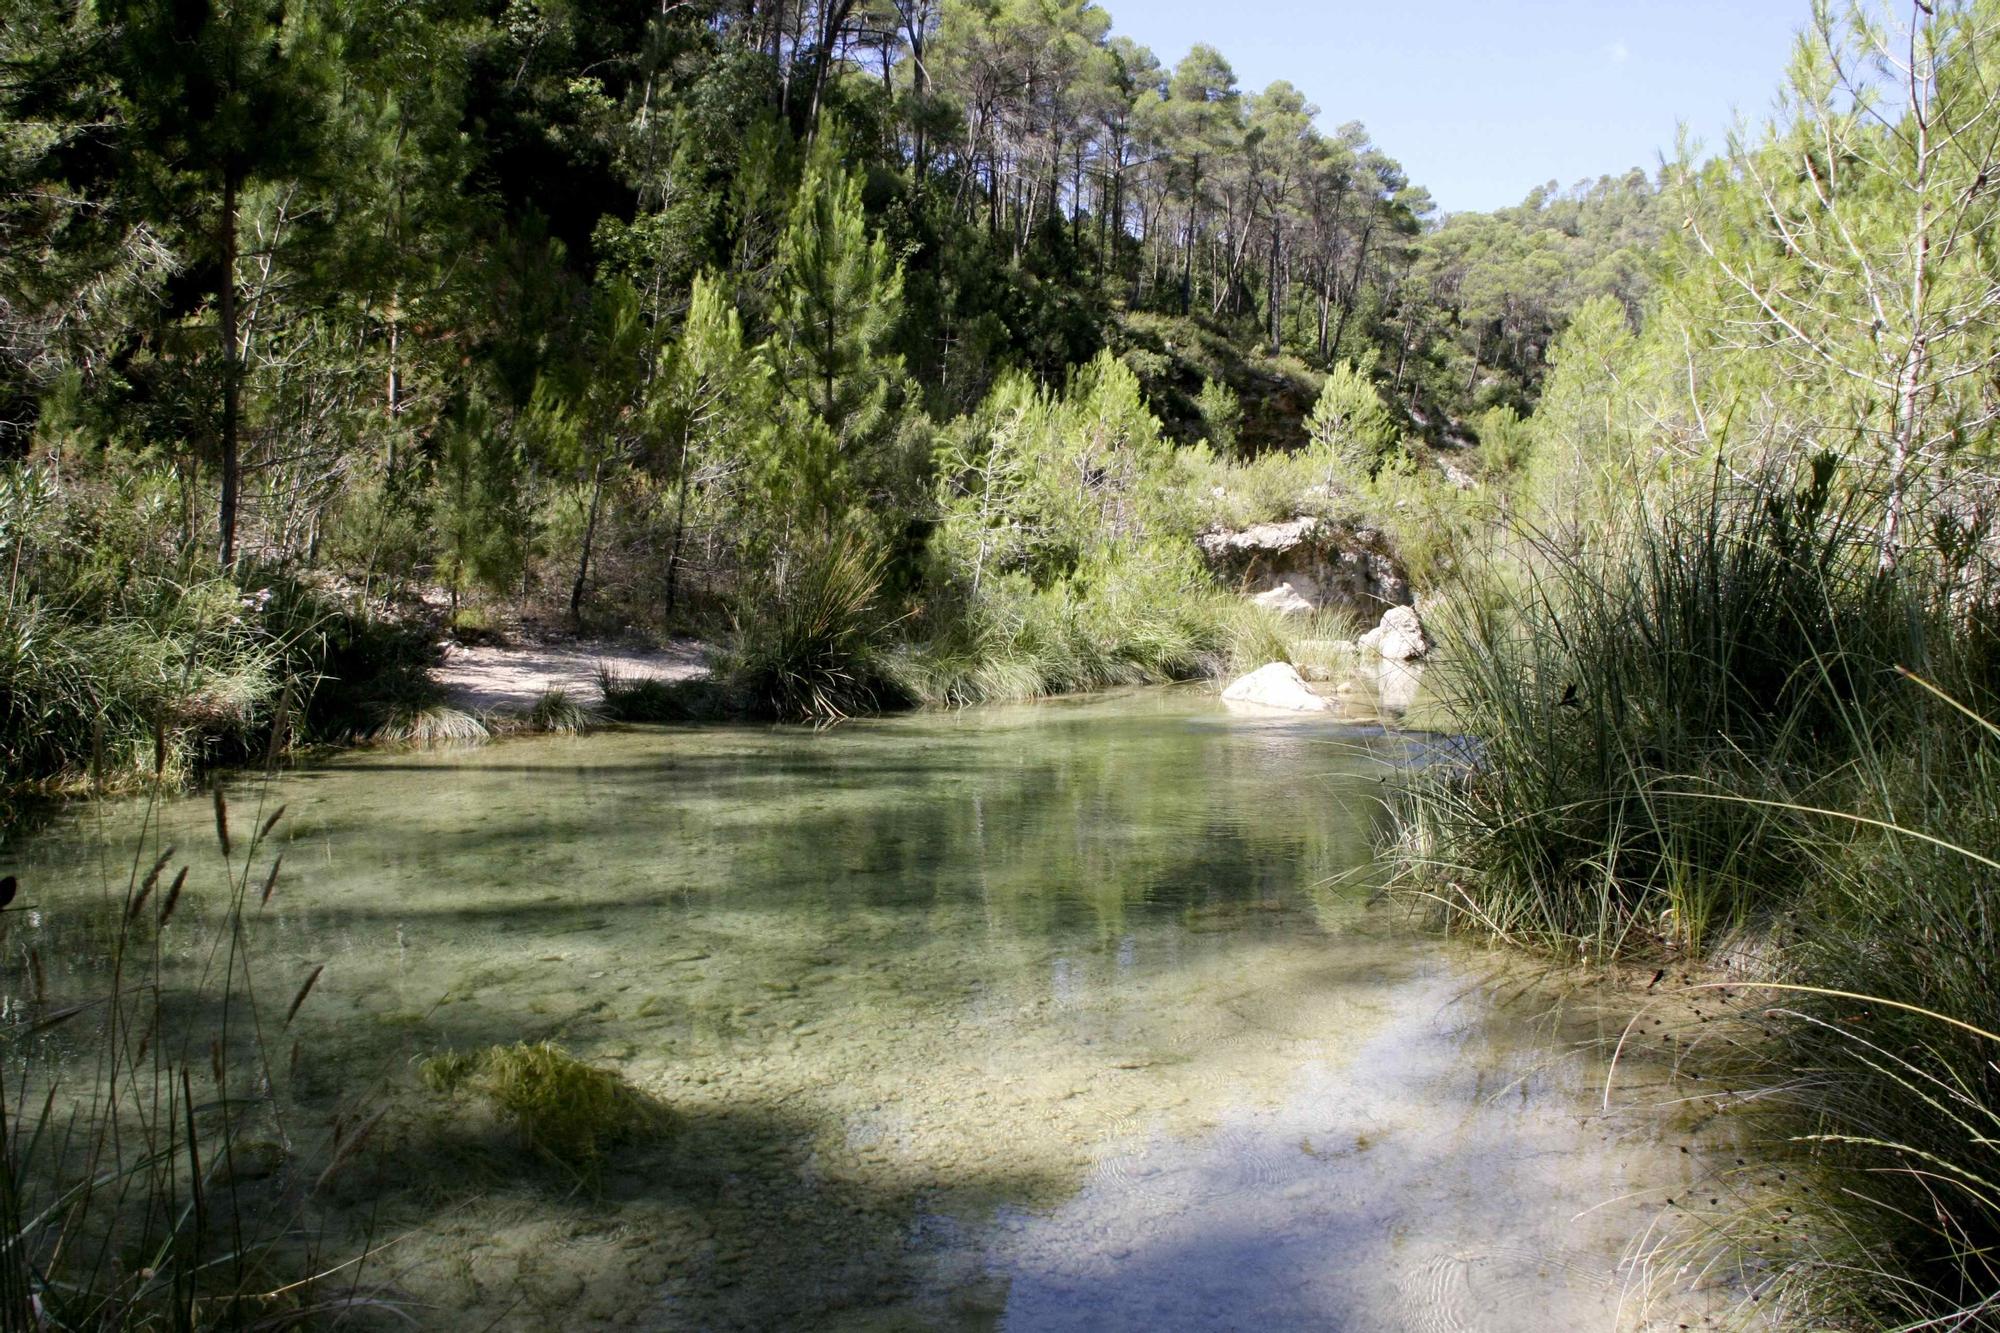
left=1221, top=662, right=1332, bottom=713
left=1249, top=581, right=1317, bottom=617
left=1358, top=605, right=1430, bottom=662
left=1197, top=516, right=1410, bottom=617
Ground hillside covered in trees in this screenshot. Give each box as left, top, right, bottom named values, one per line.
left=0, top=0, right=1677, bottom=768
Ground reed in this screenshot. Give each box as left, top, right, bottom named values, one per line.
left=1388, top=464, right=1947, bottom=957
left=0, top=776, right=387, bottom=1326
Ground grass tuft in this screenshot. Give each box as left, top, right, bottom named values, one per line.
left=724, top=534, right=906, bottom=723
left=366, top=703, right=491, bottom=748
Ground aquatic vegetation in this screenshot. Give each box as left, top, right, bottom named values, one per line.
left=420, top=1042, right=661, bottom=1175
left=0, top=783, right=381, bottom=1326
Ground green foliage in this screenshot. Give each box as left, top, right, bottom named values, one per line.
left=654, top=274, right=770, bottom=610
left=1195, top=377, right=1242, bottom=452
left=766, top=126, right=907, bottom=523
left=1516, top=294, right=1671, bottom=538
left=894, top=541, right=1238, bottom=708
left=1389, top=467, right=1946, bottom=956
left=434, top=392, right=532, bottom=607
left=1303, top=361, right=1395, bottom=492
left=724, top=533, right=905, bottom=723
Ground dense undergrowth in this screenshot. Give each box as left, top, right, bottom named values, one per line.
left=0, top=467, right=446, bottom=809
left=1387, top=463, right=2000, bottom=1325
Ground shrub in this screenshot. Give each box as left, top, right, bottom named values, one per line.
left=724, top=533, right=906, bottom=722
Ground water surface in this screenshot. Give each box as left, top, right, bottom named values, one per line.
left=5, top=688, right=1719, bottom=1330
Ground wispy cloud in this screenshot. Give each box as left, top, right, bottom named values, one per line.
left=1605, top=39, right=1631, bottom=65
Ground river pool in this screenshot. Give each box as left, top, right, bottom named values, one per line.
left=3, top=687, right=1732, bottom=1330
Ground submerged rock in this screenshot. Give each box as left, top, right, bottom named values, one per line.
left=1358, top=605, right=1430, bottom=662
left=1197, top=516, right=1410, bottom=617
left=1221, top=662, right=1332, bottom=713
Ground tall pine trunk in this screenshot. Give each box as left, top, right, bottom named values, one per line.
left=218, top=170, right=243, bottom=568
left=570, top=458, right=606, bottom=629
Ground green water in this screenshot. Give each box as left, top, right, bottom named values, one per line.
left=3, top=688, right=1724, bottom=1330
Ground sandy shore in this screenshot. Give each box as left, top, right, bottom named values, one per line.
left=434, top=639, right=711, bottom=712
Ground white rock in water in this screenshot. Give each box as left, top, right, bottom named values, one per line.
left=1249, top=581, right=1316, bottom=616
left=1221, top=662, right=1332, bottom=713
left=1359, top=605, right=1429, bottom=661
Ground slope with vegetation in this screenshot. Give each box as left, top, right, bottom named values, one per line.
left=17, top=0, right=2000, bottom=1323
left=2, top=0, right=1659, bottom=780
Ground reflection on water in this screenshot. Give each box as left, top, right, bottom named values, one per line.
left=4, top=688, right=1720, bottom=1330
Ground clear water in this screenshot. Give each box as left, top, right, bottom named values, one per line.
left=3, top=688, right=1722, bottom=1330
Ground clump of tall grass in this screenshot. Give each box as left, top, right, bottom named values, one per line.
left=1724, top=678, right=2000, bottom=1326
left=595, top=667, right=732, bottom=723
left=520, top=687, right=599, bottom=736
left=0, top=474, right=449, bottom=798
left=0, top=588, right=283, bottom=790
left=366, top=702, right=492, bottom=747
left=722, top=534, right=907, bottom=723
left=1390, top=463, right=1943, bottom=957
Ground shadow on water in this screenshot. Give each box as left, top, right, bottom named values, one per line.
left=328, top=1091, right=1069, bottom=1330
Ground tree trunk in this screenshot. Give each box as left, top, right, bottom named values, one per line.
left=570, top=458, right=607, bottom=628
left=664, top=447, right=694, bottom=620
left=1267, top=226, right=1283, bottom=354
left=1329, top=220, right=1372, bottom=363
left=218, top=170, right=243, bottom=568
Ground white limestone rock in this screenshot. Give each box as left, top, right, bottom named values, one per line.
left=1358, top=605, right=1430, bottom=662
left=1221, top=662, right=1332, bottom=713
left=1249, top=580, right=1317, bottom=616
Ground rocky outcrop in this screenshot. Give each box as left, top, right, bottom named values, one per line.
left=1198, top=517, right=1410, bottom=617
left=1220, top=662, right=1331, bottom=713
left=1357, top=605, right=1429, bottom=661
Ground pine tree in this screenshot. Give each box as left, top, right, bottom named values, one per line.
left=99, top=0, right=331, bottom=566
left=528, top=278, right=661, bottom=627
left=767, top=126, right=905, bottom=522
left=434, top=390, right=530, bottom=614
left=1304, top=361, right=1394, bottom=492
left=657, top=274, right=769, bottom=616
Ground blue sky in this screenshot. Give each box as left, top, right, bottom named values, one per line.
left=1105, top=0, right=1810, bottom=214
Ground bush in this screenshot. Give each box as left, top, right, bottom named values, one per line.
left=724, top=533, right=906, bottom=722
